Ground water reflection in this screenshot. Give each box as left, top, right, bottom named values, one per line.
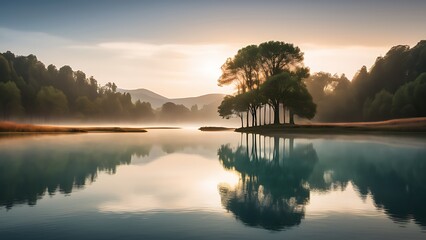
left=218, top=135, right=317, bottom=230
left=1, top=131, right=425, bottom=235
left=0, top=135, right=150, bottom=209
left=217, top=133, right=426, bottom=230
left=0, top=131, right=232, bottom=210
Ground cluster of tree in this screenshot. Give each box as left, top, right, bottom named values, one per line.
left=157, top=102, right=220, bottom=123
left=305, top=40, right=426, bottom=122
left=217, top=41, right=316, bottom=127
left=0, top=51, right=157, bottom=122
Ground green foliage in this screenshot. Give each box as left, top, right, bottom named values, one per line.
left=287, top=85, right=316, bottom=120
left=303, top=41, right=426, bottom=122
left=36, top=86, right=69, bottom=118
left=0, top=81, right=23, bottom=118
left=392, top=73, right=426, bottom=117
left=259, top=41, right=304, bottom=78
left=75, top=96, right=97, bottom=118
left=0, top=55, right=12, bottom=82
left=363, top=90, right=393, bottom=121
left=218, top=41, right=314, bottom=126
left=0, top=51, right=156, bottom=122
left=218, top=95, right=236, bottom=119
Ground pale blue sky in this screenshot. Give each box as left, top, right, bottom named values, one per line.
left=1, top=0, right=425, bottom=97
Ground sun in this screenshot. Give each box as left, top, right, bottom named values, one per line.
left=186, top=45, right=233, bottom=81
left=200, top=57, right=224, bottom=78
left=197, top=56, right=224, bottom=79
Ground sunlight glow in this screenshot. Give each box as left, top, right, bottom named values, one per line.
left=96, top=153, right=239, bottom=213
left=302, top=44, right=389, bottom=80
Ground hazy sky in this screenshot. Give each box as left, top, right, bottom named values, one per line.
left=1, top=0, right=425, bottom=98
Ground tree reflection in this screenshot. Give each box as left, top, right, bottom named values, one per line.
left=0, top=132, right=239, bottom=210
left=218, top=134, right=426, bottom=230
left=217, top=134, right=318, bottom=230
left=0, top=141, right=152, bottom=209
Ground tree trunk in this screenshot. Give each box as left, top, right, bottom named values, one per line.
left=282, top=104, right=286, bottom=124
left=251, top=111, right=255, bottom=127
left=289, top=109, right=295, bottom=124
left=273, top=104, right=280, bottom=125
left=246, top=111, right=249, bottom=128
left=240, top=114, right=243, bottom=128
left=263, top=106, right=266, bottom=126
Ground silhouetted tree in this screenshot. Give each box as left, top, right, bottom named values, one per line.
left=218, top=45, right=260, bottom=93
left=218, top=41, right=313, bottom=126
left=160, top=102, right=190, bottom=122
left=258, top=41, right=305, bottom=78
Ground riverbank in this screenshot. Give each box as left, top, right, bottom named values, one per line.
left=235, top=117, right=426, bottom=134
left=0, top=122, right=147, bottom=133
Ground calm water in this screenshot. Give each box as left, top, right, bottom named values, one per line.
left=0, top=130, right=425, bottom=239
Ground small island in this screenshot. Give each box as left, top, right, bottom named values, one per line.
left=235, top=117, right=426, bottom=134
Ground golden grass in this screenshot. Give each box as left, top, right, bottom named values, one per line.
left=236, top=117, right=426, bottom=134
left=0, top=122, right=147, bottom=133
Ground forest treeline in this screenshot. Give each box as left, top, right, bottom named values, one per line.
left=0, top=51, right=215, bottom=122
left=305, top=40, right=426, bottom=122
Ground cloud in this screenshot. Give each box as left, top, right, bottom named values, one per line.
left=0, top=27, right=72, bottom=53
left=97, top=42, right=233, bottom=59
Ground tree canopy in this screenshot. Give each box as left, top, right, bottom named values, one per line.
left=218, top=41, right=315, bottom=127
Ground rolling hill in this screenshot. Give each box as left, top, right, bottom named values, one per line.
left=118, top=88, right=226, bottom=109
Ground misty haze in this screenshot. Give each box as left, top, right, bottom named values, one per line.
left=0, top=1, right=425, bottom=240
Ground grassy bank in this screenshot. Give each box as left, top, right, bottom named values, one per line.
left=235, top=117, right=426, bottom=134
left=0, top=122, right=147, bottom=133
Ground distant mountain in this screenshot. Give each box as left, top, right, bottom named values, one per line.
left=117, top=88, right=169, bottom=108
left=118, top=88, right=226, bottom=109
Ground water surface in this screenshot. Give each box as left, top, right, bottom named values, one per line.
left=0, top=130, right=425, bottom=239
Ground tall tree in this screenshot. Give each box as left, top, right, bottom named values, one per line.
left=261, top=72, right=299, bottom=124
left=258, top=41, right=304, bottom=78
left=218, top=45, right=260, bottom=93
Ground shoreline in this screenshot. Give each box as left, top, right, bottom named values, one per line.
left=0, top=122, right=147, bottom=133
left=234, top=117, right=426, bottom=135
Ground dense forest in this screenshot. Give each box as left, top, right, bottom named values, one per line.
left=305, top=40, right=426, bottom=122
left=0, top=51, right=215, bottom=123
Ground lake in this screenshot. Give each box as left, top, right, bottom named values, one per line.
left=0, top=130, right=425, bottom=239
